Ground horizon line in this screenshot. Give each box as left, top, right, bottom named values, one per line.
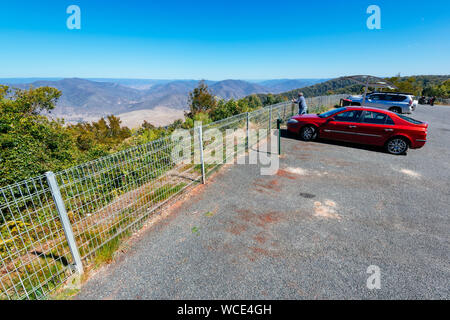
left=1, top=74, right=448, bottom=82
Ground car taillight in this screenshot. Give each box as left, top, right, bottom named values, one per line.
left=409, top=99, right=413, bottom=106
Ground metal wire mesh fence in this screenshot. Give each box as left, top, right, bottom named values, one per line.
left=436, top=98, right=450, bottom=105
left=306, top=94, right=348, bottom=111
left=0, top=176, right=75, bottom=300
left=0, top=95, right=344, bottom=299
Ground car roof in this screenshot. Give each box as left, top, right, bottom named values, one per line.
left=343, top=106, right=398, bottom=116
left=369, top=92, right=413, bottom=96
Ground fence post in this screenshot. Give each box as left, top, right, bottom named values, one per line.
left=197, top=126, right=206, bottom=184
left=246, top=112, right=250, bottom=151
left=269, top=106, right=272, bottom=132
left=277, top=118, right=282, bottom=155
left=45, top=171, right=84, bottom=274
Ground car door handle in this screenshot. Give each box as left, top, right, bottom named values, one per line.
left=384, top=129, right=394, bottom=132
left=348, top=125, right=357, bottom=128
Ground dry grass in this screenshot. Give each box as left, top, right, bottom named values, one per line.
left=117, top=107, right=186, bottom=128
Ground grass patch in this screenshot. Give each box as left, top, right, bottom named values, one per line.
left=94, top=236, right=121, bottom=266
left=204, top=211, right=214, bottom=217
left=4, top=260, right=70, bottom=300
left=148, top=183, right=188, bottom=205
left=194, top=164, right=216, bottom=174
left=191, top=226, right=199, bottom=234
left=53, top=288, right=80, bottom=300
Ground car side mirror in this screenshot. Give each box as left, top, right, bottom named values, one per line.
left=326, top=117, right=335, bottom=123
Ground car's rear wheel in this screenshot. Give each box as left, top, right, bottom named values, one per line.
left=386, top=137, right=409, bottom=155
left=300, top=125, right=317, bottom=141
left=389, top=107, right=402, bottom=114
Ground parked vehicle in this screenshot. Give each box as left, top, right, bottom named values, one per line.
left=419, top=96, right=430, bottom=105
left=340, top=98, right=353, bottom=107
left=419, top=96, right=437, bottom=105
left=287, top=107, right=428, bottom=155
left=346, top=92, right=417, bottom=113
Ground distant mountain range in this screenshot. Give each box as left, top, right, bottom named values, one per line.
left=0, top=77, right=328, bottom=126
left=257, top=79, right=329, bottom=93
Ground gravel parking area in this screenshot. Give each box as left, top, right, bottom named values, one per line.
left=76, top=104, right=450, bottom=300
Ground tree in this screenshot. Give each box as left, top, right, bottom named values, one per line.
left=245, top=94, right=262, bottom=110
left=183, top=112, right=213, bottom=128
left=385, top=76, right=422, bottom=96
left=186, top=81, right=217, bottom=117
left=68, top=115, right=132, bottom=152
left=266, top=94, right=277, bottom=106
left=0, top=85, right=61, bottom=116
left=423, top=79, right=450, bottom=98
left=141, top=120, right=156, bottom=130
left=167, top=119, right=184, bottom=131
left=210, top=99, right=239, bottom=121
left=0, top=86, right=78, bottom=186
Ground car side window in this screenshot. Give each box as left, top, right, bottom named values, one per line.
left=393, top=95, right=407, bottom=102
left=370, top=94, right=385, bottom=101
left=333, top=110, right=363, bottom=122
left=385, top=115, right=395, bottom=125
left=386, top=95, right=407, bottom=102
left=362, top=111, right=389, bottom=124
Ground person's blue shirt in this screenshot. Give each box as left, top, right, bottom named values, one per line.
left=296, top=96, right=308, bottom=114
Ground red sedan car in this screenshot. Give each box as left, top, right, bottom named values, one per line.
left=287, top=107, right=428, bottom=155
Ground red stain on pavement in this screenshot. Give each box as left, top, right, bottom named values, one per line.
left=253, top=232, right=267, bottom=244
left=247, top=246, right=282, bottom=261
left=276, top=170, right=297, bottom=180
left=254, top=178, right=282, bottom=192
left=226, top=222, right=249, bottom=235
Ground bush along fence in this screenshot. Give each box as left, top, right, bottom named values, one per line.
left=0, top=95, right=346, bottom=300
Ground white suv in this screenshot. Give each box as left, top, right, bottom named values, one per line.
left=346, top=92, right=417, bottom=114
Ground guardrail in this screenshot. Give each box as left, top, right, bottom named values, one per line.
left=0, top=94, right=345, bottom=300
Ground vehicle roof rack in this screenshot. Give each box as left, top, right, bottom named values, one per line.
left=371, top=92, right=414, bottom=95
left=340, top=75, right=400, bottom=104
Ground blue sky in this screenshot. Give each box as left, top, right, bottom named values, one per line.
left=0, top=0, right=449, bottom=79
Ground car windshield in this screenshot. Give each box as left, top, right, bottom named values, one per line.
left=398, top=114, right=423, bottom=124
left=318, top=107, right=347, bottom=118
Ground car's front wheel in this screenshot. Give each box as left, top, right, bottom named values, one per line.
left=300, top=125, right=317, bottom=141
left=386, top=137, right=409, bottom=155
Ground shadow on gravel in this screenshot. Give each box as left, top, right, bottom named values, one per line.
left=280, top=129, right=396, bottom=155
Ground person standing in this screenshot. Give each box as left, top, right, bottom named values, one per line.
left=430, top=96, right=436, bottom=106
left=293, top=92, right=308, bottom=115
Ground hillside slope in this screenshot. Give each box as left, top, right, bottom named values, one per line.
left=2, top=78, right=273, bottom=123
left=258, top=78, right=329, bottom=93
left=210, top=80, right=269, bottom=99
left=256, top=75, right=450, bottom=103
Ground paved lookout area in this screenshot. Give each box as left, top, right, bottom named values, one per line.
left=76, top=105, right=450, bottom=299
